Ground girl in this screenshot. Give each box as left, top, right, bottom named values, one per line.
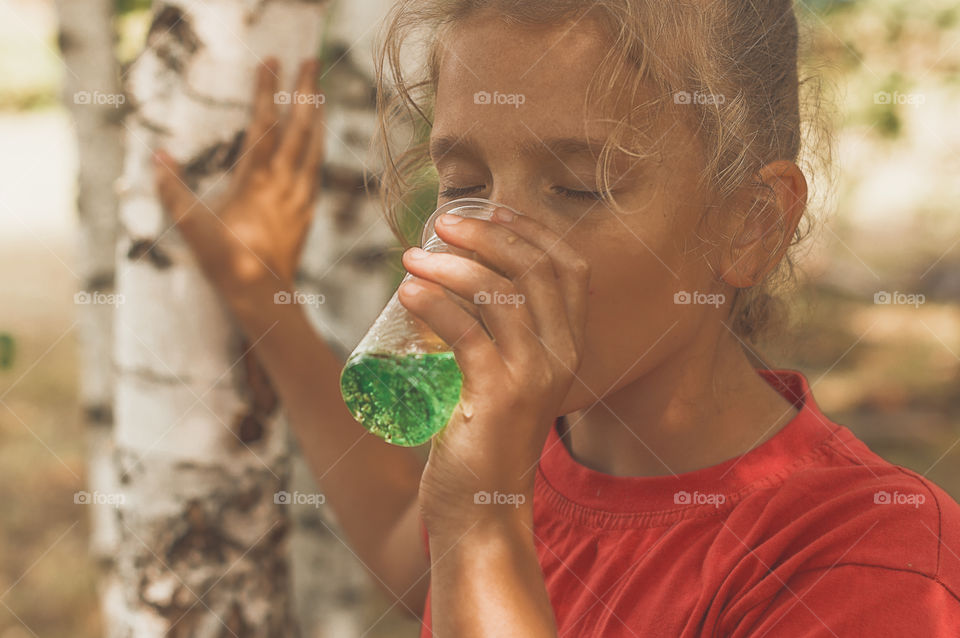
left=154, top=0, right=960, bottom=635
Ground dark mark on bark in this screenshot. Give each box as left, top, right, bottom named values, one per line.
left=86, top=272, right=115, bottom=292
left=167, top=501, right=228, bottom=564
left=236, top=413, right=264, bottom=444
left=231, top=336, right=280, bottom=446
left=56, top=30, right=75, bottom=55
left=148, top=5, right=201, bottom=74
left=127, top=238, right=173, bottom=269
left=323, top=164, right=375, bottom=194
left=183, top=130, right=245, bottom=182
left=84, top=403, right=114, bottom=427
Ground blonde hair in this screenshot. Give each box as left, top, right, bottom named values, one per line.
left=373, top=0, right=831, bottom=343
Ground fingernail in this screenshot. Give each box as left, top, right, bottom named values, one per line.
left=438, top=213, right=463, bottom=225
left=402, top=281, right=423, bottom=296
left=406, top=247, right=431, bottom=259
left=494, top=208, right=515, bottom=223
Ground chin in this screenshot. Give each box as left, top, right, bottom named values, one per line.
left=557, top=376, right=610, bottom=416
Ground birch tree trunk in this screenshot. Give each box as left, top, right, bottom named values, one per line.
left=111, top=0, right=408, bottom=635
left=53, top=0, right=125, bottom=625
left=287, top=0, right=407, bottom=632
left=112, top=1, right=326, bottom=635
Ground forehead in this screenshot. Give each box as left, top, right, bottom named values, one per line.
left=437, top=10, right=608, bottom=79
left=431, top=12, right=613, bottom=152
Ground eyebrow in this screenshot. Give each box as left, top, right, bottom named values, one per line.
left=429, top=134, right=607, bottom=163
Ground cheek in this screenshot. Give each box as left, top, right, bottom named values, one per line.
left=559, top=226, right=710, bottom=407
left=587, top=249, right=682, bottom=344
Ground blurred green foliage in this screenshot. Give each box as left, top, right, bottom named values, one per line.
left=0, top=333, right=14, bottom=369
left=115, top=0, right=151, bottom=16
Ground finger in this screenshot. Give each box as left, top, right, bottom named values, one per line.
left=289, top=89, right=326, bottom=207
left=153, top=150, right=202, bottom=229
left=401, top=248, right=542, bottom=367
left=276, top=58, right=321, bottom=169
left=235, top=59, right=281, bottom=179
left=487, top=209, right=591, bottom=355
left=433, top=214, right=572, bottom=361
left=433, top=212, right=588, bottom=361
left=397, top=276, right=501, bottom=376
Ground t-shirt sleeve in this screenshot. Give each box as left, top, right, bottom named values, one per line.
left=736, top=565, right=960, bottom=637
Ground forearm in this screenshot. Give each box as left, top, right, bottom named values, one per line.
left=430, top=512, right=557, bottom=638
left=228, top=283, right=426, bottom=587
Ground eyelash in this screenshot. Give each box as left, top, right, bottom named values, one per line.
left=439, top=185, right=607, bottom=201
left=439, top=185, right=483, bottom=199
left=551, top=186, right=606, bottom=201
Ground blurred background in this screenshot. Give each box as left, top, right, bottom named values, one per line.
left=0, top=0, right=958, bottom=636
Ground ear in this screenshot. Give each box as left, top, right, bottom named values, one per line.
left=718, top=160, right=807, bottom=288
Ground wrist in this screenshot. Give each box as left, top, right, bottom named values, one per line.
left=222, top=278, right=312, bottom=337
left=426, top=497, right=533, bottom=553
left=222, top=275, right=295, bottom=316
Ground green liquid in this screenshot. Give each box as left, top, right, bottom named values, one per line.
left=340, top=351, right=463, bottom=447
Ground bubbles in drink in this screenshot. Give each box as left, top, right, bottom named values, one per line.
left=340, top=351, right=463, bottom=446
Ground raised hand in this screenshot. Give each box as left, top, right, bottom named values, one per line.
left=153, top=58, right=325, bottom=298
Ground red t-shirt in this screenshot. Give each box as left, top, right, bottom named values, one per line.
left=419, top=369, right=960, bottom=636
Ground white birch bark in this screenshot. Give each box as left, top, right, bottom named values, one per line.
left=112, top=1, right=326, bottom=635
left=55, top=0, right=124, bottom=561
left=53, top=0, right=127, bottom=631
left=286, top=1, right=411, bottom=634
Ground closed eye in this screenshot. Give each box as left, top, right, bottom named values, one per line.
left=552, top=186, right=606, bottom=201
left=439, top=185, right=484, bottom=199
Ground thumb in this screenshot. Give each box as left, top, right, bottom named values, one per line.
left=153, top=149, right=199, bottom=227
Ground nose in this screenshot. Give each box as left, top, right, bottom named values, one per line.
left=486, top=188, right=529, bottom=219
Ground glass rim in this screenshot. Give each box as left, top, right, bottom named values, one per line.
left=419, top=198, right=522, bottom=247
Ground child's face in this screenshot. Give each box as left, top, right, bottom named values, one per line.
left=432, top=12, right=730, bottom=412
